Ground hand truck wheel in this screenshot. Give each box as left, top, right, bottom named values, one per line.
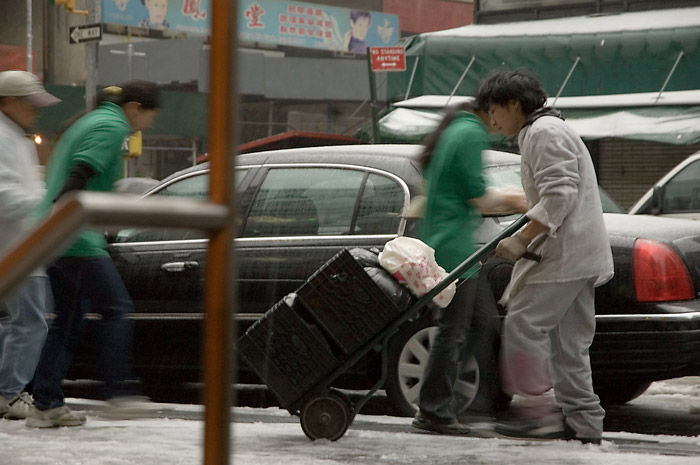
left=300, top=392, right=352, bottom=441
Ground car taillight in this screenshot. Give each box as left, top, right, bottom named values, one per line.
left=633, top=238, right=694, bottom=302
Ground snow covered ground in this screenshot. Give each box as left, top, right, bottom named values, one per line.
left=1, top=377, right=699, bottom=464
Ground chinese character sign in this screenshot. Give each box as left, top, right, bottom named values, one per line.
left=238, top=1, right=399, bottom=54
left=101, top=0, right=399, bottom=54
left=102, top=0, right=210, bottom=35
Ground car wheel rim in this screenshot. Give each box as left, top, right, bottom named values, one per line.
left=396, top=326, right=480, bottom=412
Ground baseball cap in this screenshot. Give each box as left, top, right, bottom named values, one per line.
left=0, top=70, right=61, bottom=107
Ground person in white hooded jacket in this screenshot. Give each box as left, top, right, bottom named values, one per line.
left=0, top=70, right=60, bottom=420
left=474, top=70, right=613, bottom=445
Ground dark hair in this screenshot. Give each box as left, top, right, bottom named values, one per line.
left=58, top=81, right=161, bottom=135
left=350, top=10, right=371, bottom=22
left=475, top=69, right=547, bottom=117
left=122, top=80, right=162, bottom=109
left=416, top=101, right=478, bottom=170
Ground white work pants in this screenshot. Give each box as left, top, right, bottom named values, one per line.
left=501, top=277, right=605, bottom=438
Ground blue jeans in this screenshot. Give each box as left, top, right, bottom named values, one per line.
left=418, top=271, right=502, bottom=423
left=32, top=257, right=137, bottom=410
left=0, top=276, right=49, bottom=399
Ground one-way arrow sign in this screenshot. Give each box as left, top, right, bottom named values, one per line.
left=69, top=23, right=102, bottom=44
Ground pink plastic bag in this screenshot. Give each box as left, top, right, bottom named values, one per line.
left=378, top=237, right=457, bottom=308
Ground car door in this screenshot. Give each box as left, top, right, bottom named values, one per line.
left=107, top=168, right=253, bottom=377
left=236, top=163, right=409, bottom=319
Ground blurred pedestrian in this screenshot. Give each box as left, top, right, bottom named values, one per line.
left=26, top=81, right=162, bottom=428
left=474, top=69, right=613, bottom=444
left=411, top=100, right=527, bottom=435
left=0, top=70, right=60, bottom=420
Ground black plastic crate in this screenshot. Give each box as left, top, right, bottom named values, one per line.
left=236, top=295, right=342, bottom=409
left=296, top=248, right=402, bottom=354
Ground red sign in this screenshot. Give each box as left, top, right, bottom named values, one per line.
left=370, top=46, right=406, bottom=72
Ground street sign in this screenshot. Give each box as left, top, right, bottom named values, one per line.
left=370, top=47, right=406, bottom=72
left=69, top=23, right=102, bottom=44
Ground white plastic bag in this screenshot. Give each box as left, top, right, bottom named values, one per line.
left=378, top=237, right=457, bottom=308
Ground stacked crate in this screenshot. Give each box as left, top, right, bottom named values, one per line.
left=237, top=248, right=402, bottom=410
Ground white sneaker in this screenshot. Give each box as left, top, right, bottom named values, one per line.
left=25, top=405, right=87, bottom=428
left=106, top=395, right=160, bottom=420
left=4, top=392, right=34, bottom=420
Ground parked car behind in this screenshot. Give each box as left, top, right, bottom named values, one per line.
left=629, top=150, right=700, bottom=220
left=66, top=144, right=700, bottom=417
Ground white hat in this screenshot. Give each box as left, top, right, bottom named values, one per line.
left=0, top=70, right=61, bottom=107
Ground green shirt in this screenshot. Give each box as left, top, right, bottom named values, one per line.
left=39, top=102, right=130, bottom=257
left=420, top=112, right=487, bottom=277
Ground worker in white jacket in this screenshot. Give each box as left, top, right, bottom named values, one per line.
left=474, top=70, right=613, bottom=444
left=0, top=70, right=60, bottom=420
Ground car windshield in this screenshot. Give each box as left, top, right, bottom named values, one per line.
left=484, top=162, right=625, bottom=214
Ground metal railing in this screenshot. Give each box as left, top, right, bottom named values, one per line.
left=0, top=192, right=228, bottom=296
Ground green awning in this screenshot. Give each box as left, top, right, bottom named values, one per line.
left=361, top=105, right=700, bottom=146
left=388, top=9, right=700, bottom=101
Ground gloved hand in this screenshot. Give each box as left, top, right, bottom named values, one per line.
left=495, top=233, right=529, bottom=262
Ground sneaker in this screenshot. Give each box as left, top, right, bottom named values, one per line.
left=25, top=405, right=87, bottom=428
left=471, top=414, right=565, bottom=441
left=4, top=392, right=34, bottom=420
left=411, top=412, right=471, bottom=435
left=106, top=395, right=159, bottom=420
left=0, top=394, right=9, bottom=418
left=563, top=421, right=602, bottom=445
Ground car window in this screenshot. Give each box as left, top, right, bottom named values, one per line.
left=661, top=160, right=700, bottom=213
left=112, top=169, right=247, bottom=243
left=241, top=167, right=406, bottom=238
left=483, top=163, right=522, bottom=189
left=598, top=186, right=625, bottom=213
left=153, top=172, right=210, bottom=200
left=243, top=167, right=364, bottom=237
left=354, top=173, right=404, bottom=235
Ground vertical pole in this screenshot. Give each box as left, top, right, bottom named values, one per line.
left=86, top=1, right=98, bottom=111
left=404, top=56, right=419, bottom=100
left=204, top=0, right=236, bottom=463
left=127, top=43, right=134, bottom=80
left=367, top=50, right=379, bottom=143
left=267, top=100, right=274, bottom=137
left=26, top=0, right=32, bottom=72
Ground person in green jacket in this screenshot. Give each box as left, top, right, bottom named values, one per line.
left=26, top=81, right=161, bottom=428
left=411, top=101, right=526, bottom=435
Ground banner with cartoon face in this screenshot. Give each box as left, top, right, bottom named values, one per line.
left=102, top=0, right=209, bottom=35
left=101, top=0, right=399, bottom=54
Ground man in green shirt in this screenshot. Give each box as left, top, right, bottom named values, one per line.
left=27, top=81, right=161, bottom=428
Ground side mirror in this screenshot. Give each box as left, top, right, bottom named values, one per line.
left=650, top=185, right=664, bottom=215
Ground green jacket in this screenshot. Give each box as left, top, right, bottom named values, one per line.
left=420, top=112, right=487, bottom=277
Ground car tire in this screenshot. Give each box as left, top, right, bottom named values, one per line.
left=384, top=313, right=497, bottom=417
left=596, top=381, right=652, bottom=406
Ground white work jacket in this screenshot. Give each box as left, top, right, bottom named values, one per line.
left=0, top=111, right=45, bottom=273
left=501, top=115, right=614, bottom=304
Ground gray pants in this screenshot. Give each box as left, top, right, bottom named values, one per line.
left=501, top=277, right=605, bottom=438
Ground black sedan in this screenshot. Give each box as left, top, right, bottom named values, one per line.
left=66, top=144, right=700, bottom=417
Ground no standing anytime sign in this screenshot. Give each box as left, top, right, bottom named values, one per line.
left=370, top=47, right=406, bottom=72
